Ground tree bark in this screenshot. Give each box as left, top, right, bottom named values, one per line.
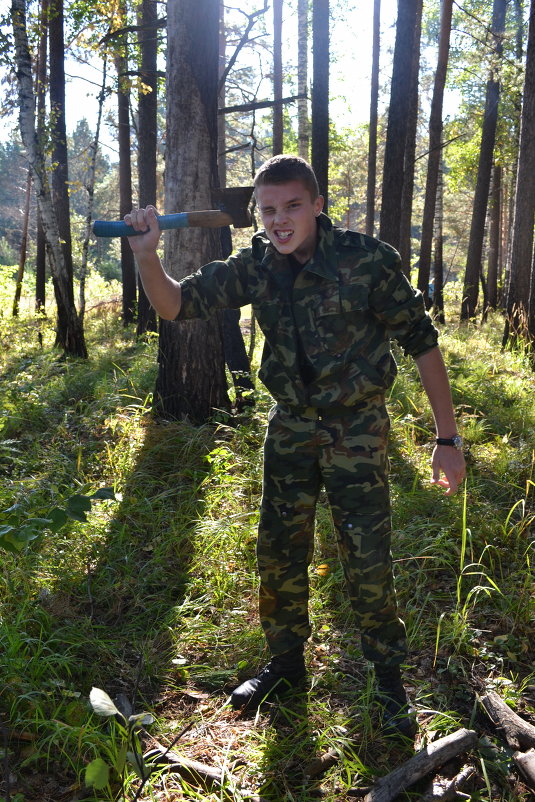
left=365, top=0, right=380, bottom=237
left=503, top=0, right=535, bottom=343
left=432, top=160, right=445, bottom=324
left=513, top=749, right=535, bottom=791
left=35, top=0, right=48, bottom=314
left=461, top=0, right=506, bottom=321
left=49, top=0, right=78, bottom=347
left=136, top=0, right=159, bottom=334
left=272, top=0, right=283, bottom=155
left=12, top=169, right=31, bottom=317
left=399, top=0, right=423, bottom=279
left=363, top=729, right=478, bottom=802
left=379, top=0, right=420, bottom=250
left=158, top=0, right=230, bottom=422
left=486, top=163, right=501, bottom=311
left=114, top=12, right=137, bottom=327
left=417, top=0, right=453, bottom=303
left=311, top=0, right=329, bottom=209
left=79, top=58, right=108, bottom=322
left=480, top=690, right=535, bottom=751
left=218, top=0, right=227, bottom=186
left=11, top=0, right=87, bottom=357
left=297, top=0, right=309, bottom=160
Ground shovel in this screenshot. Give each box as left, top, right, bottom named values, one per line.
left=92, top=186, right=253, bottom=238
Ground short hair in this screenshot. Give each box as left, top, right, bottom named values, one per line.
left=253, top=155, right=320, bottom=201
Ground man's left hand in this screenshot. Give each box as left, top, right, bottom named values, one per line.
left=430, top=446, right=466, bottom=496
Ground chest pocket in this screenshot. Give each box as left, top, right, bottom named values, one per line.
left=313, top=282, right=371, bottom=356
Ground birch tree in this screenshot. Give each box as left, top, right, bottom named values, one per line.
left=11, top=0, right=87, bottom=357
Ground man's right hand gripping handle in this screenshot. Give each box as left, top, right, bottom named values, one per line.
left=125, top=206, right=182, bottom=320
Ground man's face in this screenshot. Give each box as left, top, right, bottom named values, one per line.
left=255, top=180, right=324, bottom=264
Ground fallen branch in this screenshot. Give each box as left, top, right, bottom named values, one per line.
left=513, top=749, right=535, bottom=792
left=361, top=728, right=478, bottom=802
left=416, top=763, right=477, bottom=800
left=480, top=690, right=535, bottom=751
left=303, top=747, right=340, bottom=780
left=144, top=741, right=223, bottom=788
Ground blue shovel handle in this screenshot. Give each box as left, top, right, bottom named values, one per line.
left=92, top=212, right=190, bottom=238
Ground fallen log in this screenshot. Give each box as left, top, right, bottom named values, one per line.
left=361, top=728, right=478, bottom=802
left=416, top=763, right=476, bottom=801
left=513, top=749, right=535, bottom=792
left=480, top=691, right=535, bottom=751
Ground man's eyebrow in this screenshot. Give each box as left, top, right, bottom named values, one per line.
left=259, top=196, right=303, bottom=210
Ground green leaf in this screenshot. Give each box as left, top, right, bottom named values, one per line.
left=0, top=525, right=15, bottom=536
left=85, top=757, right=110, bottom=790
left=90, top=487, right=115, bottom=500
left=89, top=687, right=120, bottom=717
left=48, top=507, right=69, bottom=531
left=66, top=494, right=92, bottom=522
left=126, top=750, right=147, bottom=779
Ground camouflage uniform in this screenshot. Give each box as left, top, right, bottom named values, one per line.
left=176, top=214, right=438, bottom=665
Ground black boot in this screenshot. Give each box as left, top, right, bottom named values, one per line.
left=229, top=648, right=306, bottom=710
left=374, top=664, right=417, bottom=737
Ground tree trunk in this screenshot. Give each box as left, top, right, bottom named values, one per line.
left=297, top=0, right=309, bottom=160
left=432, top=160, right=445, bottom=324
left=115, top=17, right=137, bottom=327
left=35, top=0, right=48, bottom=314
left=487, top=163, right=501, bottom=311
left=49, top=0, right=77, bottom=346
left=417, top=0, right=453, bottom=303
left=365, top=0, right=380, bottom=237
left=11, top=0, right=87, bottom=357
left=461, top=0, right=506, bottom=321
left=136, top=0, right=159, bottom=335
left=12, top=170, right=31, bottom=317
left=504, top=0, right=535, bottom=344
left=311, top=0, right=329, bottom=209
left=218, top=0, right=227, bottom=186
left=158, top=0, right=230, bottom=422
left=398, top=0, right=423, bottom=279
left=379, top=0, right=420, bottom=250
left=272, top=0, right=283, bottom=155
left=79, top=58, right=108, bottom=322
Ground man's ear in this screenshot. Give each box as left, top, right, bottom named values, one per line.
left=314, top=195, right=325, bottom=216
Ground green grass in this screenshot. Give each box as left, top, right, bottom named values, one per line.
left=1, top=273, right=534, bottom=801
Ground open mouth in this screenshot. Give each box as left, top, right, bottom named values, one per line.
left=274, top=229, right=293, bottom=243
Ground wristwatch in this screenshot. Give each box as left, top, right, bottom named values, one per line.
left=436, top=435, right=463, bottom=450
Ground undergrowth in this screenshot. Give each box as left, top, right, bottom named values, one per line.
left=0, top=271, right=534, bottom=801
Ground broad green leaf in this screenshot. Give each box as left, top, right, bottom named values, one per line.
left=0, top=525, right=15, bottom=536
left=48, top=507, right=69, bottom=530
left=90, top=487, right=115, bottom=500
left=126, top=750, right=147, bottom=779
left=89, top=687, right=120, bottom=717
left=85, top=757, right=110, bottom=790
left=66, top=494, right=92, bottom=522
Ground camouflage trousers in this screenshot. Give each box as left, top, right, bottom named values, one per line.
left=257, top=398, right=407, bottom=666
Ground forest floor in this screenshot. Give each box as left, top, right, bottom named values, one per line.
left=1, top=272, right=534, bottom=802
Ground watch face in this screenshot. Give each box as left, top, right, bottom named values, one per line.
left=453, top=435, right=463, bottom=450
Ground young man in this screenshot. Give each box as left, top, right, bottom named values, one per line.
left=126, top=155, right=466, bottom=736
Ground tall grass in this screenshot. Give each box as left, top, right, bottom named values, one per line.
left=1, top=272, right=534, bottom=801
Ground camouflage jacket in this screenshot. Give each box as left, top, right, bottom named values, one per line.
left=176, top=214, right=438, bottom=409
